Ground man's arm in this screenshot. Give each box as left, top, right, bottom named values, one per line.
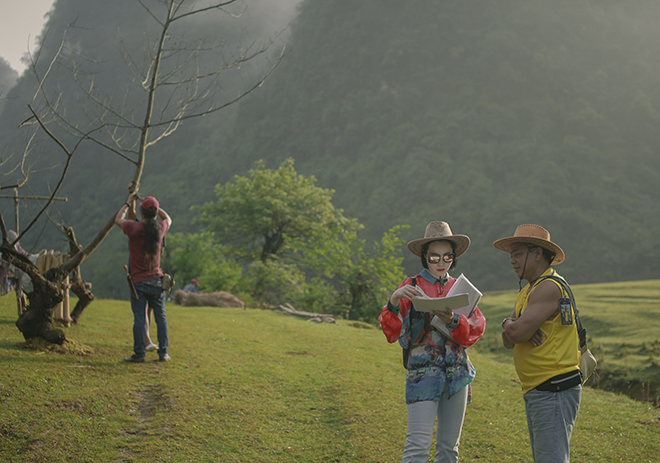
left=115, top=191, right=139, bottom=229
left=501, top=308, right=517, bottom=349
left=127, top=198, right=137, bottom=221
left=115, top=203, right=130, bottom=229
left=502, top=281, right=561, bottom=345
left=158, top=208, right=172, bottom=229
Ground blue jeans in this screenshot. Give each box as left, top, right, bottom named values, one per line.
left=524, top=385, right=581, bottom=463
left=402, top=386, right=468, bottom=463
left=130, top=278, right=168, bottom=358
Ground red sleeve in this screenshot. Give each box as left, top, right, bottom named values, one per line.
left=449, top=306, right=486, bottom=347
left=378, top=277, right=413, bottom=343
left=378, top=308, right=402, bottom=343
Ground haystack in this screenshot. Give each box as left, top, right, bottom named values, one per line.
left=173, top=290, right=245, bottom=308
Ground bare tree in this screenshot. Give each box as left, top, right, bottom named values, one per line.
left=0, top=0, right=284, bottom=344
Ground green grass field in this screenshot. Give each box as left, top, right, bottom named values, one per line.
left=1, top=282, right=659, bottom=462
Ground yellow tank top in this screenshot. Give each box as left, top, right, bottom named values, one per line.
left=513, top=268, right=580, bottom=394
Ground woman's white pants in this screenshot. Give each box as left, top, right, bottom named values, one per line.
left=401, top=387, right=468, bottom=463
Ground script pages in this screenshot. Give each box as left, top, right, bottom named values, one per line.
left=420, top=273, right=482, bottom=341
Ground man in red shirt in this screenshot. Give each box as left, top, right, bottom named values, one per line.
left=115, top=192, right=172, bottom=362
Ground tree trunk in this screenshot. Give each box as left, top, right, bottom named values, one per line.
left=14, top=266, right=66, bottom=344
left=1, top=213, right=67, bottom=344
left=64, top=226, right=95, bottom=324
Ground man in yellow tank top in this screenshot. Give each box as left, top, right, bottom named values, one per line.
left=494, top=224, right=581, bottom=463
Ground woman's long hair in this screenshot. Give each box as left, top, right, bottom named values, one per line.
left=141, top=207, right=161, bottom=269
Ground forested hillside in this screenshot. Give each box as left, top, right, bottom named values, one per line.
left=223, top=0, right=660, bottom=291
left=1, top=0, right=659, bottom=299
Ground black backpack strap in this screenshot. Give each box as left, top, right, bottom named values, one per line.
left=536, top=274, right=587, bottom=349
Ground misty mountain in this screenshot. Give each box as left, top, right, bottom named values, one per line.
left=1, top=0, right=659, bottom=299
left=222, top=0, right=660, bottom=291
left=0, top=57, right=18, bottom=113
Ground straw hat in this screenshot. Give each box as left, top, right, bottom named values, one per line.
left=493, top=224, right=565, bottom=265
left=406, top=221, right=470, bottom=257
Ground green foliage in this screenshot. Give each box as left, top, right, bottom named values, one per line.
left=188, top=159, right=407, bottom=320
left=198, top=158, right=358, bottom=263
left=330, top=225, right=409, bottom=321
left=165, top=231, right=242, bottom=294
left=2, top=295, right=660, bottom=462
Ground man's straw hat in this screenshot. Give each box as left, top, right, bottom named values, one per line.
left=493, top=224, right=565, bottom=264
left=407, top=221, right=470, bottom=258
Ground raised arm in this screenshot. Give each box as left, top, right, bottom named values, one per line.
left=115, top=191, right=139, bottom=229
left=158, top=207, right=172, bottom=228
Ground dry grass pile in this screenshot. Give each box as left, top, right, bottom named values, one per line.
left=172, top=290, right=245, bottom=308
left=20, top=337, right=94, bottom=355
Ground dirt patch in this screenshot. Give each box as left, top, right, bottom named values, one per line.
left=348, top=321, right=376, bottom=330
left=55, top=398, right=86, bottom=412
left=286, top=350, right=312, bottom=356
left=136, top=385, right=174, bottom=422
left=636, top=418, right=660, bottom=427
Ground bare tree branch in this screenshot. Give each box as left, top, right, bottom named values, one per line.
left=5, top=0, right=287, bottom=342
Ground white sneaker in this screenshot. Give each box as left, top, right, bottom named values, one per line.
left=145, top=343, right=158, bottom=352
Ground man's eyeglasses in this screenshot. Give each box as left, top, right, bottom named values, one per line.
left=427, top=253, right=455, bottom=264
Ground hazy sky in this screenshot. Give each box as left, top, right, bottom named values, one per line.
left=0, top=0, right=56, bottom=73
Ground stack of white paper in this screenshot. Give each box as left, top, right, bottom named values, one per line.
left=445, top=273, right=482, bottom=317
left=427, top=274, right=482, bottom=341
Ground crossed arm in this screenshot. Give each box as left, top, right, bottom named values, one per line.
left=501, top=281, right=561, bottom=349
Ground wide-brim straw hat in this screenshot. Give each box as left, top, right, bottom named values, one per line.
left=407, top=221, right=471, bottom=258
left=493, top=224, right=565, bottom=265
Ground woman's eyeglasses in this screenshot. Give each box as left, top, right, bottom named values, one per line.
left=427, top=253, right=455, bottom=264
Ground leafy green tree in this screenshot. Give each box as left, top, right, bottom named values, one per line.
left=192, top=159, right=407, bottom=320
left=197, top=158, right=361, bottom=262
left=330, top=225, right=409, bottom=321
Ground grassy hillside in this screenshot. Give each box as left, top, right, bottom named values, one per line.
left=1, top=288, right=659, bottom=462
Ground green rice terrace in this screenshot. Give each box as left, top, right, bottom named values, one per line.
left=1, top=280, right=659, bottom=462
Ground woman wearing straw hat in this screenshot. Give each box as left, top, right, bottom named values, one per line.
left=494, top=224, right=581, bottom=463
left=379, top=221, right=486, bottom=463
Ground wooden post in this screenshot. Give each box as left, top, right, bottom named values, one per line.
left=62, top=274, right=71, bottom=326
left=36, top=250, right=47, bottom=273
left=62, top=254, right=71, bottom=326
left=52, top=252, right=63, bottom=322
